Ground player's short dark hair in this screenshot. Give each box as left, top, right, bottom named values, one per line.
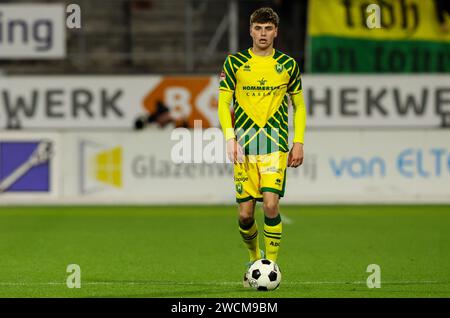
left=250, top=7, right=279, bottom=27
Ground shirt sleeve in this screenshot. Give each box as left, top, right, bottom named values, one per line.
left=290, top=90, right=307, bottom=144
left=218, top=89, right=235, bottom=140
left=219, top=55, right=236, bottom=92
left=287, top=59, right=303, bottom=95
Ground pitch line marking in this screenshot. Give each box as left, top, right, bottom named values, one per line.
left=0, top=280, right=443, bottom=286
left=281, top=214, right=294, bottom=225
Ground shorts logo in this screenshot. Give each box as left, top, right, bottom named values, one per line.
left=0, top=141, right=52, bottom=193
left=236, top=182, right=243, bottom=194
left=275, top=63, right=283, bottom=74
left=275, top=178, right=281, bottom=185
left=234, top=176, right=248, bottom=182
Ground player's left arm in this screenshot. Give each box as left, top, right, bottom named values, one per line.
left=288, top=91, right=306, bottom=167
left=286, top=59, right=306, bottom=168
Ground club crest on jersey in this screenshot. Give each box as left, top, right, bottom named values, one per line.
left=275, top=63, right=283, bottom=74
left=236, top=182, right=243, bottom=194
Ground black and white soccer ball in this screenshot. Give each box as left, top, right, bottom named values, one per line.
left=247, top=259, right=281, bottom=291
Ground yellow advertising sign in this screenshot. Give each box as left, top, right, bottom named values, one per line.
left=309, top=0, right=450, bottom=42
left=308, top=0, right=450, bottom=72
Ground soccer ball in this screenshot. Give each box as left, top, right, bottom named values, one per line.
left=247, top=259, right=281, bottom=291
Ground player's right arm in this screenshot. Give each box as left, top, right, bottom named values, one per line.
left=218, top=90, right=235, bottom=141
left=218, top=55, right=244, bottom=163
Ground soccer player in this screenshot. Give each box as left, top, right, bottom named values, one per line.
left=217, top=7, right=307, bottom=286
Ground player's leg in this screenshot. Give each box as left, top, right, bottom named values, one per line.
left=239, top=199, right=264, bottom=288
left=262, top=192, right=282, bottom=262
left=258, top=151, right=287, bottom=262
left=234, top=157, right=263, bottom=263
left=238, top=199, right=262, bottom=262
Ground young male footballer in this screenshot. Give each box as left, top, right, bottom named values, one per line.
left=217, top=7, right=307, bottom=286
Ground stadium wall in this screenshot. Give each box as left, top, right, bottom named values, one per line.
left=1, top=130, right=449, bottom=205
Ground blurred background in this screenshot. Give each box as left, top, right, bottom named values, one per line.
left=0, top=0, right=308, bottom=74
left=0, top=0, right=449, bottom=204
left=0, top=0, right=449, bottom=299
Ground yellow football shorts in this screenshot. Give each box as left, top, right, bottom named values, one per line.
left=234, top=151, right=287, bottom=203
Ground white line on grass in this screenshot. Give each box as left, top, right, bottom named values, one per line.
left=281, top=214, right=294, bottom=225
left=0, top=280, right=443, bottom=286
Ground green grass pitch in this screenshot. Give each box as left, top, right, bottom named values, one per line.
left=0, top=205, right=449, bottom=298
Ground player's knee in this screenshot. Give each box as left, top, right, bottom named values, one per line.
left=239, top=215, right=254, bottom=227
left=263, top=201, right=279, bottom=216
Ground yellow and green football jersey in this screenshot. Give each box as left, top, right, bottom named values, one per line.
left=219, top=48, right=302, bottom=155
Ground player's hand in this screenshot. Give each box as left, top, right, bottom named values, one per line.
left=288, top=142, right=304, bottom=168
left=226, top=138, right=244, bottom=163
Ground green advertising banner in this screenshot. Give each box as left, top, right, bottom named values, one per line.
left=307, top=0, right=450, bottom=73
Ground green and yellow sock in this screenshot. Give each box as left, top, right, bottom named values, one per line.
left=264, top=214, right=282, bottom=262
left=239, top=220, right=262, bottom=262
